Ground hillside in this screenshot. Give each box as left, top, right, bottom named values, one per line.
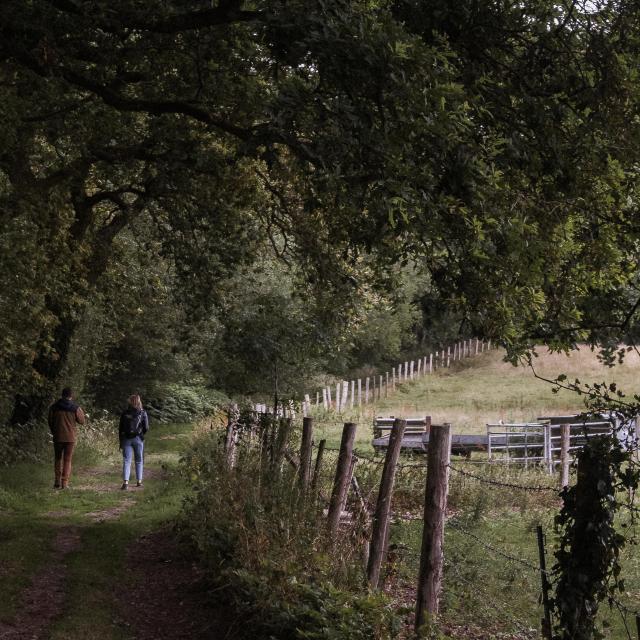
left=313, top=346, right=640, bottom=448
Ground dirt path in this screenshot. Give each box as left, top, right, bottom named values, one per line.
left=0, top=527, right=81, bottom=640
left=120, top=528, right=224, bottom=640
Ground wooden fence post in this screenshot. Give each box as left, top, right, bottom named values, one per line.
left=392, top=367, right=396, bottom=391
left=224, top=404, right=239, bottom=469
left=351, top=380, right=355, bottom=409
left=327, top=423, right=358, bottom=538
left=336, top=382, right=341, bottom=413
left=342, top=381, right=349, bottom=411
left=373, top=376, right=377, bottom=401
left=405, top=361, right=409, bottom=381
left=429, top=353, right=433, bottom=373
left=417, top=358, right=422, bottom=376
left=273, top=417, right=293, bottom=471
left=322, top=388, right=327, bottom=410
left=327, top=386, right=332, bottom=410
left=379, top=375, right=383, bottom=400
left=415, top=423, right=452, bottom=630
left=537, top=525, right=553, bottom=639
left=386, top=371, right=389, bottom=397
left=365, top=377, right=370, bottom=403
left=367, top=418, right=407, bottom=588
left=299, top=417, right=314, bottom=490
left=447, top=347, right=451, bottom=367
left=311, top=438, right=326, bottom=492
left=560, top=423, right=571, bottom=489
left=358, top=379, right=362, bottom=406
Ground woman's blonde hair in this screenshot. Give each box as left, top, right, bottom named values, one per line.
left=128, top=394, right=143, bottom=411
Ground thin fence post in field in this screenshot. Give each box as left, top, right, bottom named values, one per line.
left=386, top=371, right=389, bottom=397
left=398, top=363, right=402, bottom=383
left=311, top=438, right=326, bottom=492
left=316, top=391, right=320, bottom=406
left=537, top=525, right=553, bottom=639
left=299, top=417, right=314, bottom=490
left=453, top=343, right=457, bottom=361
left=336, top=382, right=341, bottom=413
left=415, top=423, right=452, bottom=629
left=475, top=338, right=479, bottom=355
left=358, top=379, right=362, bottom=407
left=365, top=377, right=370, bottom=404
left=441, top=351, right=445, bottom=368
left=447, top=346, right=451, bottom=367
left=405, top=361, right=409, bottom=381
left=379, top=375, right=383, bottom=400
left=392, top=367, right=396, bottom=391
left=367, top=418, right=407, bottom=588
left=327, top=422, right=357, bottom=538
left=322, top=388, right=327, bottom=410
left=342, top=380, right=349, bottom=411
left=373, top=376, right=377, bottom=402
left=224, top=404, right=239, bottom=470
left=410, top=360, right=414, bottom=380
left=273, top=417, right=294, bottom=471
left=488, top=339, right=492, bottom=350
left=350, top=380, right=355, bottom=409
left=560, top=423, right=571, bottom=489
left=417, top=358, right=422, bottom=376
left=429, top=353, right=433, bottom=373
left=327, top=386, right=332, bottom=410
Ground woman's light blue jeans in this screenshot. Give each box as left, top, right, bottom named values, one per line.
left=122, top=436, right=144, bottom=482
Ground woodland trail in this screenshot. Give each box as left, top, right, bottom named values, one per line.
left=0, top=422, right=220, bottom=640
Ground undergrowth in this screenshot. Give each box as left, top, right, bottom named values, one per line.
left=179, top=427, right=403, bottom=640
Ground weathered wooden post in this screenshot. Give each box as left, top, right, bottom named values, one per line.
left=327, top=386, right=332, bottom=410
left=405, top=361, right=409, bottom=381
left=415, top=423, right=452, bottom=631
left=327, top=423, right=357, bottom=538
left=392, top=367, right=396, bottom=391
left=322, top=388, right=328, bottom=410
left=299, top=417, right=314, bottom=490
left=311, top=438, right=326, bottom=492
left=386, top=371, right=389, bottom=397
left=365, top=377, right=370, bottom=403
left=224, top=404, right=239, bottom=470
left=429, top=353, right=433, bottom=373
left=379, top=375, right=383, bottom=400
left=367, top=418, right=407, bottom=588
left=447, top=346, right=451, bottom=367
left=273, top=417, right=293, bottom=471
left=350, top=380, right=355, bottom=409
left=537, top=525, right=553, bottom=639
left=417, top=359, right=422, bottom=376
left=358, top=379, right=362, bottom=406
left=560, top=423, right=571, bottom=489
left=336, top=382, right=341, bottom=413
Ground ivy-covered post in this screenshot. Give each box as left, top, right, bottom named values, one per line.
left=552, top=436, right=624, bottom=640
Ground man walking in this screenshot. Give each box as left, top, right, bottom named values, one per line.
left=48, top=387, right=85, bottom=489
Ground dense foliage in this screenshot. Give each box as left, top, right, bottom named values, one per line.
left=4, top=1, right=640, bottom=424
left=180, top=426, right=401, bottom=640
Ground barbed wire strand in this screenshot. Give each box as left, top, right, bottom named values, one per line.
left=448, top=464, right=559, bottom=493
left=447, top=520, right=543, bottom=575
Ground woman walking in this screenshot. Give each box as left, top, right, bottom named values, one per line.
left=119, top=394, right=149, bottom=490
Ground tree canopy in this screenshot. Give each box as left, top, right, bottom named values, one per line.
left=2, top=0, right=640, bottom=420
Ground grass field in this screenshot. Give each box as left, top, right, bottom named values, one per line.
left=308, top=346, right=640, bottom=638
left=311, top=346, right=640, bottom=450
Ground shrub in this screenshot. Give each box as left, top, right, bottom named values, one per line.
left=144, top=384, right=230, bottom=423
left=179, top=429, right=402, bottom=639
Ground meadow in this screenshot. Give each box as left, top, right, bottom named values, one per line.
left=311, top=346, right=640, bottom=450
